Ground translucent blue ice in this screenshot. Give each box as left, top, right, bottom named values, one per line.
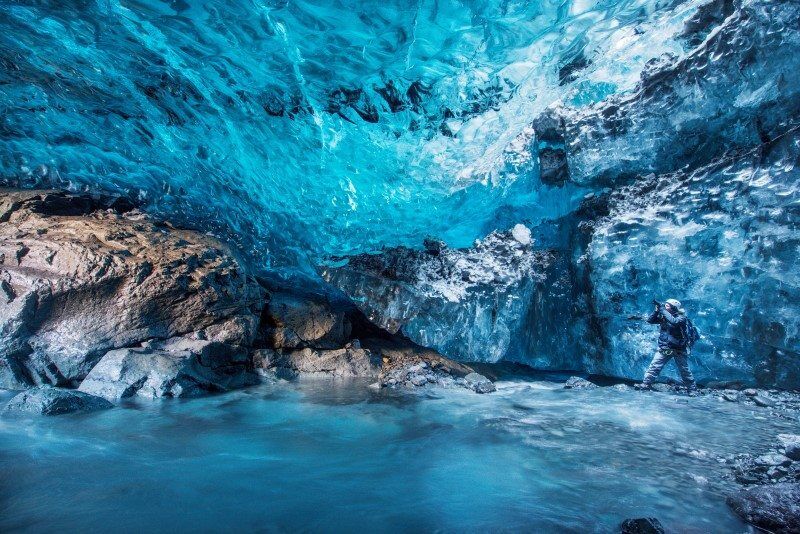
left=1, top=0, right=710, bottom=271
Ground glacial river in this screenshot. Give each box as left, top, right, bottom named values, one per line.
left=1, top=373, right=795, bottom=532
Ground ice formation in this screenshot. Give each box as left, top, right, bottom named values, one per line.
left=1, top=0, right=798, bottom=385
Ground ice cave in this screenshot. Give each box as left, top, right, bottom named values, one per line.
left=1, top=0, right=799, bottom=531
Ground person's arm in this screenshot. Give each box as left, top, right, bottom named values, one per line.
left=646, top=307, right=661, bottom=324
left=661, top=308, right=686, bottom=325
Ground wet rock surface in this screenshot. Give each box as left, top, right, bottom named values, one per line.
left=564, top=376, right=598, bottom=389
left=0, top=188, right=264, bottom=389
left=363, top=337, right=494, bottom=393
left=726, top=483, right=800, bottom=534
left=258, top=287, right=352, bottom=350
left=619, top=517, right=664, bottom=534
left=255, top=331, right=497, bottom=394
left=3, top=385, right=112, bottom=416
left=728, top=435, right=800, bottom=487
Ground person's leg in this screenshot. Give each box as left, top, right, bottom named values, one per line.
left=674, top=351, right=697, bottom=390
left=642, top=349, right=672, bottom=386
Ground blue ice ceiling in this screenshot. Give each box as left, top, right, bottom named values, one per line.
left=1, top=0, right=707, bottom=270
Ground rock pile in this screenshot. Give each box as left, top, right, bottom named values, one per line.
left=730, top=435, right=800, bottom=486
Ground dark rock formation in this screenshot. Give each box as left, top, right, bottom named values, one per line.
left=0, top=188, right=264, bottom=389
left=784, top=436, right=800, bottom=462
left=3, top=385, right=113, bottom=415
left=254, top=333, right=496, bottom=393
left=619, top=517, right=665, bottom=534
left=364, top=337, right=495, bottom=393
left=0, top=188, right=496, bottom=398
left=727, top=483, right=800, bottom=534
left=78, top=337, right=257, bottom=400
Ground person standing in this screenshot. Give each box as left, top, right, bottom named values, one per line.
left=636, top=298, right=698, bottom=392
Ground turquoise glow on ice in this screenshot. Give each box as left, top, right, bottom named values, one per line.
left=1, top=0, right=704, bottom=270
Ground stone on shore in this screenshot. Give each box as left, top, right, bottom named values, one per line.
left=3, top=385, right=113, bottom=416
left=464, top=372, right=497, bottom=394
left=564, top=376, right=598, bottom=389
left=252, top=345, right=381, bottom=378
left=78, top=337, right=257, bottom=400
left=619, top=517, right=665, bottom=534
left=364, top=337, right=493, bottom=392
left=778, top=435, right=800, bottom=461
left=727, top=483, right=800, bottom=533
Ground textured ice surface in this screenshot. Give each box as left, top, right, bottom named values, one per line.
left=324, top=0, right=800, bottom=386
left=589, top=131, right=800, bottom=388
left=0, top=0, right=720, bottom=271
left=323, top=229, right=548, bottom=361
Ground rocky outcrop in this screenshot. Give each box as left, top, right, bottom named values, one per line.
left=364, top=337, right=495, bottom=393
left=0, top=188, right=495, bottom=400
left=78, top=336, right=257, bottom=400
left=3, top=385, right=112, bottom=416
left=0, top=188, right=264, bottom=389
left=727, top=483, right=800, bottom=534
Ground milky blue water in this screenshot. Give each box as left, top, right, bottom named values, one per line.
left=2, top=376, right=795, bottom=532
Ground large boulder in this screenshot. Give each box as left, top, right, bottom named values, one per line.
left=3, top=385, right=113, bottom=416
left=0, top=189, right=265, bottom=389
left=78, top=337, right=257, bottom=401
left=727, top=483, right=800, bottom=533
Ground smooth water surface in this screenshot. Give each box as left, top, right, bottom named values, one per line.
left=1, top=376, right=794, bottom=532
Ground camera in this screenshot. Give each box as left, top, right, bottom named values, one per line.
left=652, top=299, right=661, bottom=307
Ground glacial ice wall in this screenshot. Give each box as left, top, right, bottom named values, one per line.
left=1, top=0, right=718, bottom=272
left=590, top=132, right=800, bottom=388
left=322, top=228, right=548, bottom=362
left=326, top=0, right=800, bottom=386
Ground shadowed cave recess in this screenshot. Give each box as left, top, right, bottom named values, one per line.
left=1, top=0, right=799, bottom=388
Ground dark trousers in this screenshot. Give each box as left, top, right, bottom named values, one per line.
left=643, top=348, right=696, bottom=388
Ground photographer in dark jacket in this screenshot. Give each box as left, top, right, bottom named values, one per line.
left=635, top=298, right=697, bottom=392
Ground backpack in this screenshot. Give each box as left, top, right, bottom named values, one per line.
left=682, top=317, right=700, bottom=348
